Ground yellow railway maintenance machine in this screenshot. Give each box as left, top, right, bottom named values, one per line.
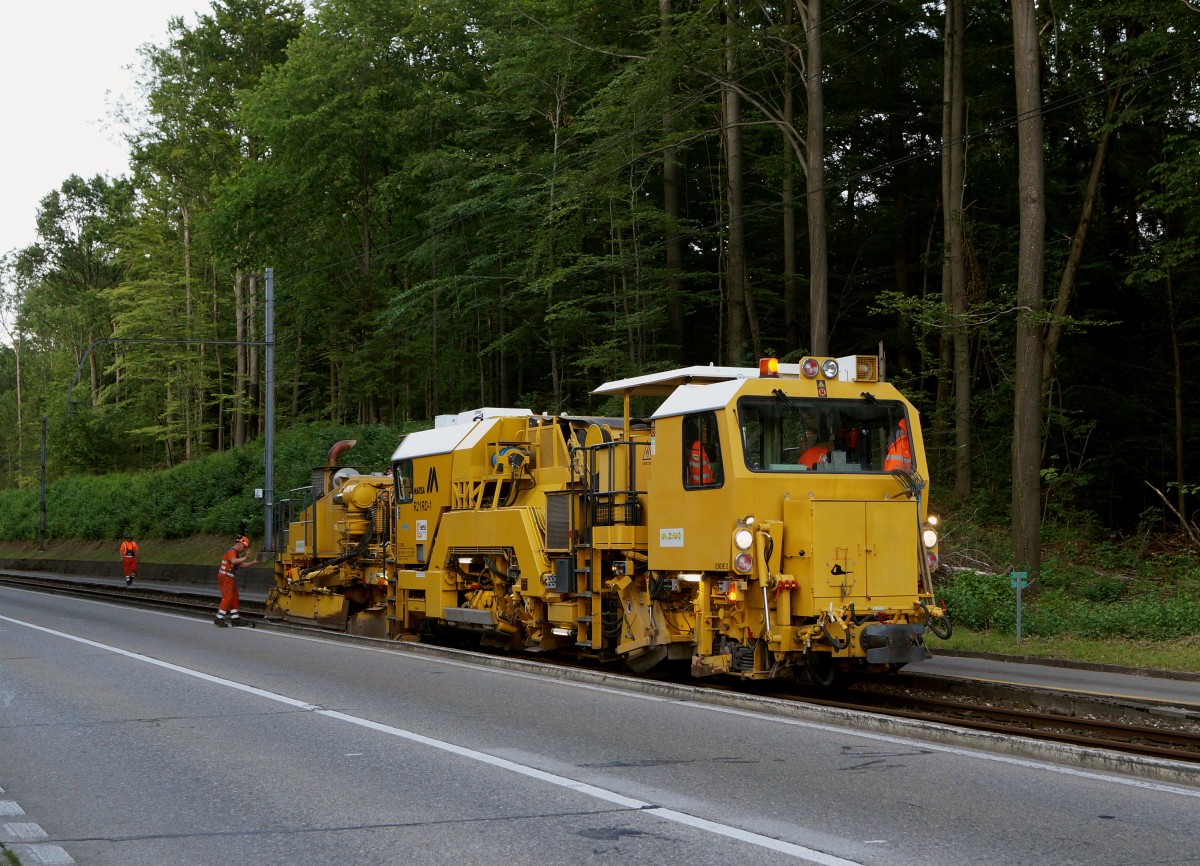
left=270, top=438, right=396, bottom=635
left=272, top=356, right=948, bottom=683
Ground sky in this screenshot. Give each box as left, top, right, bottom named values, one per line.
left=0, top=1, right=197, bottom=259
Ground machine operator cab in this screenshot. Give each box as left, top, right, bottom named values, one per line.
left=595, top=354, right=943, bottom=677
left=596, top=355, right=918, bottom=475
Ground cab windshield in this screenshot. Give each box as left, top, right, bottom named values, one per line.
left=737, top=395, right=911, bottom=472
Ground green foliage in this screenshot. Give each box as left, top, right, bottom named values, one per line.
left=937, top=531, right=1200, bottom=640
left=936, top=491, right=1200, bottom=641
left=0, top=423, right=404, bottom=543
left=935, top=571, right=1013, bottom=632
left=0, top=0, right=1198, bottom=551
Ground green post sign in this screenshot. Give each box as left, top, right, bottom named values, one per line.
left=1012, top=571, right=1028, bottom=644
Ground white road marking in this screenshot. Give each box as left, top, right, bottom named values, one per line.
left=0, top=612, right=864, bottom=865
left=9, top=843, right=75, bottom=865
left=249, top=625, right=1200, bottom=799
left=3, top=822, right=49, bottom=841
left=6, top=595, right=1200, bottom=801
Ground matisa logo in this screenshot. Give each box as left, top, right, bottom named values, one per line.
left=414, top=467, right=439, bottom=496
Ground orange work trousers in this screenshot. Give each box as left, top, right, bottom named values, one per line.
left=218, top=573, right=240, bottom=613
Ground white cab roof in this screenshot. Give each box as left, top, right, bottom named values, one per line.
left=650, top=379, right=748, bottom=419
left=594, top=364, right=800, bottom=398
left=392, top=410, right=532, bottom=461
left=435, top=407, right=533, bottom=428
left=392, top=424, right=477, bottom=461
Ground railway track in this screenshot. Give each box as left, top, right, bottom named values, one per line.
left=805, top=683, right=1200, bottom=764
left=0, top=572, right=265, bottom=619
left=5, top=569, right=1200, bottom=766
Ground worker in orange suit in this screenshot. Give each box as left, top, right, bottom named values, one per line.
left=688, top=440, right=714, bottom=485
left=214, top=535, right=259, bottom=627
left=885, top=418, right=913, bottom=471
left=119, top=535, right=139, bottom=586
left=797, top=428, right=832, bottom=470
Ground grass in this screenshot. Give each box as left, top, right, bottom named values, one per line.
left=0, top=535, right=237, bottom=567
left=4, top=528, right=1200, bottom=676
left=938, top=629, right=1200, bottom=674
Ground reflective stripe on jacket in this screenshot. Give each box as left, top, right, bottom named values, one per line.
left=218, top=547, right=239, bottom=579
left=885, top=420, right=912, bottom=471
left=688, top=441, right=714, bottom=485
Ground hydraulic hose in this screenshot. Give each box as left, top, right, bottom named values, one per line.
left=299, top=517, right=375, bottom=579
left=818, top=616, right=848, bottom=650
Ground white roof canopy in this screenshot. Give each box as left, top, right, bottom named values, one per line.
left=594, top=364, right=800, bottom=398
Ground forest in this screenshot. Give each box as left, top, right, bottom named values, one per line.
left=0, top=0, right=1197, bottom=573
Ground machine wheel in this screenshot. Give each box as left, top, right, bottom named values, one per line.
left=805, top=651, right=838, bottom=687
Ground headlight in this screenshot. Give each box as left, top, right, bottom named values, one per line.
left=734, top=552, right=753, bottom=573
left=734, top=529, right=754, bottom=550
left=820, top=358, right=839, bottom=378
left=926, top=513, right=939, bottom=527
left=923, top=528, right=939, bottom=548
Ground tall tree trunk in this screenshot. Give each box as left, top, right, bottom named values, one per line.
left=165, top=378, right=176, bottom=468
left=430, top=249, right=440, bottom=417
left=234, top=270, right=246, bottom=448
left=88, top=330, right=99, bottom=408
left=248, top=271, right=260, bottom=436
left=723, top=0, right=748, bottom=365
left=211, top=267, right=225, bottom=453
left=661, top=0, right=686, bottom=364
left=165, top=360, right=178, bottom=466
left=612, top=211, right=636, bottom=364
left=1167, top=267, right=1186, bottom=525
left=292, top=329, right=303, bottom=420
left=10, top=334, right=22, bottom=463
left=330, top=360, right=337, bottom=422
left=782, top=1, right=799, bottom=350
left=181, top=201, right=196, bottom=461
left=497, top=274, right=509, bottom=407
left=936, top=4, right=955, bottom=455
left=544, top=75, right=567, bottom=408
left=799, top=0, right=828, bottom=355
left=1011, top=0, right=1046, bottom=584
left=1041, top=88, right=1119, bottom=395
left=945, top=0, right=971, bottom=501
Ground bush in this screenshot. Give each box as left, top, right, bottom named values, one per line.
left=935, top=565, right=1200, bottom=640
left=935, top=570, right=1013, bottom=631
left=0, top=422, right=405, bottom=544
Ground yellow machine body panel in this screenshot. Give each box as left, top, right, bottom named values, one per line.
left=627, top=357, right=944, bottom=677
left=270, top=462, right=393, bottom=635
left=808, top=497, right=918, bottom=605
left=273, top=356, right=948, bottom=683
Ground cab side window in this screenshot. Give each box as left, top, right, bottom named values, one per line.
left=682, top=412, right=723, bottom=489
left=393, top=459, right=414, bottom=503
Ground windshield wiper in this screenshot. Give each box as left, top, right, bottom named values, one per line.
left=772, top=388, right=798, bottom=411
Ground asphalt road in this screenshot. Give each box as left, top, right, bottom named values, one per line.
left=3, top=585, right=1199, bottom=866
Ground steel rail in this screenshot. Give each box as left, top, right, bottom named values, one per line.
left=4, top=569, right=1199, bottom=765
